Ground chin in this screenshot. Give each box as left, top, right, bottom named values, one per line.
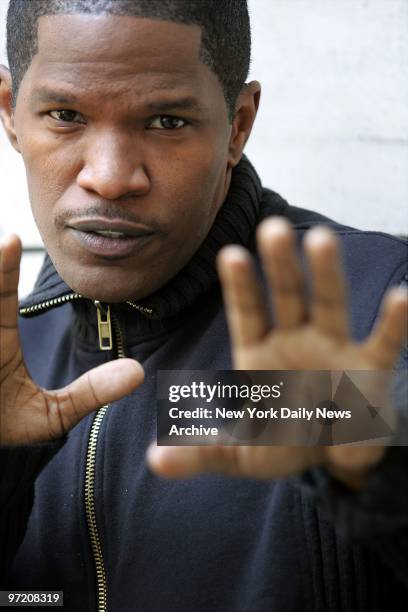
left=76, top=285, right=145, bottom=303
left=55, top=255, right=172, bottom=303
left=54, top=261, right=152, bottom=303
left=62, top=276, right=141, bottom=303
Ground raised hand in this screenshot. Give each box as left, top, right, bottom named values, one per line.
left=147, top=218, right=408, bottom=487
left=0, top=234, right=144, bottom=446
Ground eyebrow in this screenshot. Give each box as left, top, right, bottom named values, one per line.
left=30, top=88, right=79, bottom=105
left=30, top=88, right=204, bottom=114
left=146, top=97, right=204, bottom=114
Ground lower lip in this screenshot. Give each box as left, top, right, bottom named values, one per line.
left=68, top=228, right=154, bottom=258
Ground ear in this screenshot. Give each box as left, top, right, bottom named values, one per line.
left=0, top=65, right=20, bottom=153
left=227, top=80, right=261, bottom=168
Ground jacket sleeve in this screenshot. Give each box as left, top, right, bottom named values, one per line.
left=0, top=440, right=64, bottom=583
left=298, top=356, right=408, bottom=587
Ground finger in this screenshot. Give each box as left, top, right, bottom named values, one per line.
left=46, top=359, right=145, bottom=432
left=257, top=217, right=306, bottom=329
left=0, top=234, right=22, bottom=331
left=304, top=227, right=349, bottom=339
left=217, top=246, right=269, bottom=350
left=362, top=286, right=408, bottom=367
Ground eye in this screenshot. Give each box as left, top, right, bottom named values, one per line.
left=48, top=109, right=85, bottom=124
left=148, top=116, right=187, bottom=130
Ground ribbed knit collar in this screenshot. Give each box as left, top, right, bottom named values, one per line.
left=125, top=155, right=263, bottom=320
left=19, top=156, right=286, bottom=339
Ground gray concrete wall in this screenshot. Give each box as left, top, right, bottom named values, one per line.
left=0, top=0, right=407, bottom=296
left=245, top=0, right=408, bottom=234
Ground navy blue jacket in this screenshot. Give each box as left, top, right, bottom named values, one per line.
left=1, top=158, right=407, bottom=611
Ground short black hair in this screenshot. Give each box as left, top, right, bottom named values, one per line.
left=6, top=0, right=251, bottom=121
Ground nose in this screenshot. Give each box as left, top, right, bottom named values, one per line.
left=77, top=129, right=150, bottom=200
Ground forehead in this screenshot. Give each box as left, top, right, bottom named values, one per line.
left=27, top=14, right=216, bottom=97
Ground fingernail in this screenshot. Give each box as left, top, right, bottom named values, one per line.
left=391, top=286, right=408, bottom=301
left=259, top=217, right=291, bottom=237
left=304, top=226, right=336, bottom=248
left=218, top=245, right=248, bottom=261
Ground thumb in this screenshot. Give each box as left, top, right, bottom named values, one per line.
left=146, top=443, right=241, bottom=479
left=46, top=358, right=144, bottom=432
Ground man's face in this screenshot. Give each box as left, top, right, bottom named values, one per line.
left=9, top=15, right=240, bottom=302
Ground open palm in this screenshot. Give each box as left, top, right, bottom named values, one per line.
left=0, top=235, right=144, bottom=446
left=148, top=219, right=407, bottom=485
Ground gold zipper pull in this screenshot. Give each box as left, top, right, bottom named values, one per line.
left=94, top=301, right=113, bottom=351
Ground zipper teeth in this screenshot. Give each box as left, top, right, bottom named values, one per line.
left=85, top=405, right=109, bottom=612
left=112, top=312, right=125, bottom=358
left=126, top=301, right=153, bottom=315
left=19, top=292, right=82, bottom=315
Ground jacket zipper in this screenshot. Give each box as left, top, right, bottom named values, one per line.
left=19, top=292, right=82, bottom=315
left=85, top=303, right=125, bottom=612
left=84, top=405, right=109, bottom=612
left=20, top=293, right=152, bottom=318
left=20, top=294, right=126, bottom=612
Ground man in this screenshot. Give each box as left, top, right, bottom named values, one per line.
left=0, top=1, right=407, bottom=610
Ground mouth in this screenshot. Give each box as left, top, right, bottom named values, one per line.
left=67, top=218, right=155, bottom=259
left=91, top=229, right=132, bottom=239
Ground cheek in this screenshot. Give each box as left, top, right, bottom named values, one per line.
left=18, top=131, right=79, bottom=231
left=158, top=181, right=213, bottom=248
left=155, top=143, right=227, bottom=227
left=22, top=136, right=76, bottom=195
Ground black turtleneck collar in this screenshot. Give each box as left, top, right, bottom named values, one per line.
left=19, top=156, right=288, bottom=339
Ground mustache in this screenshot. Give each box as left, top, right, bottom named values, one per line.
left=54, top=204, right=163, bottom=233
